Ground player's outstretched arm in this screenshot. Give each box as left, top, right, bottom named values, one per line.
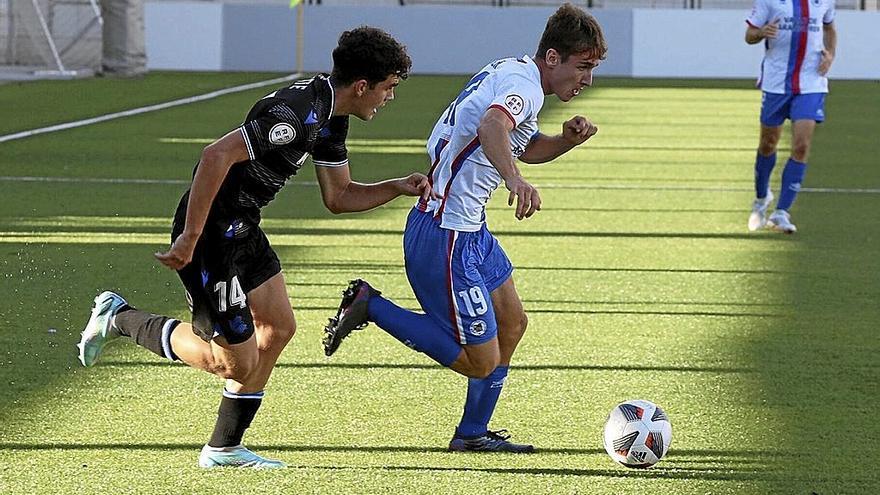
left=478, top=107, right=541, bottom=220
left=155, top=130, right=249, bottom=270
left=520, top=116, right=597, bottom=164
left=314, top=164, right=437, bottom=214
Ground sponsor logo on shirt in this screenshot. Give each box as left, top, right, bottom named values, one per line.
left=269, top=123, right=296, bottom=145
left=504, top=94, right=524, bottom=116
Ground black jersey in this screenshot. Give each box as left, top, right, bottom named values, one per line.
left=200, top=74, right=348, bottom=224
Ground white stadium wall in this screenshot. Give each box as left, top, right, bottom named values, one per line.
left=144, top=1, right=224, bottom=71
left=144, top=2, right=880, bottom=80
left=631, top=9, right=880, bottom=79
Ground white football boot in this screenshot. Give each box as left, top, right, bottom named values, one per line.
left=747, top=190, right=774, bottom=232
left=767, top=209, right=797, bottom=234
left=198, top=444, right=286, bottom=469
left=77, top=291, right=128, bottom=367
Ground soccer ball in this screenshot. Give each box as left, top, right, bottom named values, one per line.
left=603, top=399, right=672, bottom=468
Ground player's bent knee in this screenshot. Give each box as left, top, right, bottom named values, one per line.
left=758, top=140, right=778, bottom=155
left=211, top=355, right=259, bottom=381
left=254, top=321, right=297, bottom=352
left=473, top=361, right=498, bottom=379
left=468, top=353, right=500, bottom=379
left=455, top=350, right=500, bottom=379
left=213, top=363, right=247, bottom=381
left=791, top=143, right=811, bottom=162
left=266, top=324, right=296, bottom=348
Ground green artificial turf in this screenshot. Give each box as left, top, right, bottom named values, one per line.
left=0, top=73, right=877, bottom=494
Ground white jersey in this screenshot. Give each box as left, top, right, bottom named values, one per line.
left=416, top=56, right=545, bottom=232
left=747, top=0, right=835, bottom=94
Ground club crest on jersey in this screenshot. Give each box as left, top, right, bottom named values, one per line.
left=511, top=144, right=525, bottom=157
left=269, top=123, right=296, bottom=145
left=469, top=320, right=487, bottom=337
left=504, top=94, right=525, bottom=116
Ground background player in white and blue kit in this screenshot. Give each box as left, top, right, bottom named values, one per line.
left=324, top=4, right=606, bottom=452
left=745, top=0, right=837, bottom=233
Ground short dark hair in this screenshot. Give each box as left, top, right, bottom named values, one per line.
left=331, top=26, right=411, bottom=88
left=536, top=3, right=607, bottom=62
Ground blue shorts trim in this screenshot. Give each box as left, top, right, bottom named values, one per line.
left=403, top=209, right=512, bottom=346
left=760, top=92, right=826, bottom=127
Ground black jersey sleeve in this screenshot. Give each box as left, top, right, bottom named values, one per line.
left=240, top=102, right=307, bottom=161
left=312, top=116, right=349, bottom=167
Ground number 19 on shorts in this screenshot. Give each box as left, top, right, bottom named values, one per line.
left=457, top=286, right=488, bottom=317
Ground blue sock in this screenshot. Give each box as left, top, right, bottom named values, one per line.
left=368, top=296, right=461, bottom=367
left=754, top=151, right=777, bottom=199
left=776, top=158, right=807, bottom=211
left=455, top=366, right=509, bottom=438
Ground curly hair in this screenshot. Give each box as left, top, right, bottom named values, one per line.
left=331, top=26, right=411, bottom=88
left=536, top=3, right=607, bottom=62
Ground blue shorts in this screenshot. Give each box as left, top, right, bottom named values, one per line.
left=403, top=208, right=513, bottom=346
left=760, top=92, right=826, bottom=127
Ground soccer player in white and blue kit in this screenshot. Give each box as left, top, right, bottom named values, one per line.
left=323, top=4, right=606, bottom=452
left=745, top=0, right=837, bottom=233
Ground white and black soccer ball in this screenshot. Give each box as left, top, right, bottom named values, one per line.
left=603, top=399, right=672, bottom=468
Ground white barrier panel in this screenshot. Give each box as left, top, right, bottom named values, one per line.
left=144, top=2, right=880, bottom=79
left=632, top=9, right=763, bottom=78
left=831, top=11, right=880, bottom=79
left=292, top=7, right=632, bottom=76
left=632, top=9, right=880, bottom=79
left=145, top=1, right=223, bottom=71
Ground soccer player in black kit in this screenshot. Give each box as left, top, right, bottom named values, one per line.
left=76, top=27, right=434, bottom=468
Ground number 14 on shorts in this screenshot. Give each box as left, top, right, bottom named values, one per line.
left=214, top=276, right=247, bottom=312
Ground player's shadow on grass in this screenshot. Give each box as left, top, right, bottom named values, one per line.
left=261, top=226, right=785, bottom=241
left=329, top=463, right=780, bottom=482
left=272, top=303, right=785, bottom=318
left=0, top=225, right=787, bottom=242
left=0, top=442, right=771, bottom=458
left=280, top=261, right=789, bottom=275
left=99, top=361, right=757, bottom=374
left=0, top=442, right=778, bottom=481
left=291, top=293, right=785, bottom=308
left=383, top=205, right=748, bottom=213
left=527, top=308, right=783, bottom=318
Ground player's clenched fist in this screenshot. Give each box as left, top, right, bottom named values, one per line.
left=563, top=115, right=598, bottom=146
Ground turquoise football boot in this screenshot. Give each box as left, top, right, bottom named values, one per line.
left=198, top=444, right=286, bottom=469
left=77, top=291, right=128, bottom=367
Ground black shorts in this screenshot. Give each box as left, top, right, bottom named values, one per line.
left=172, top=201, right=281, bottom=345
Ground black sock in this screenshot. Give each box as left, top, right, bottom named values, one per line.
left=113, top=307, right=180, bottom=361
left=207, top=390, right=264, bottom=448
